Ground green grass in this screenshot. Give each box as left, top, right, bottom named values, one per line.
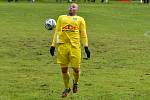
left=0, top=2, right=150, bottom=100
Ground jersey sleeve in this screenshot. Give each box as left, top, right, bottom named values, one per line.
left=80, top=17, right=88, bottom=47
left=51, top=16, right=61, bottom=47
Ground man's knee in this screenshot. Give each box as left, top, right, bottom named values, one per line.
left=73, top=68, right=80, bottom=73
left=61, top=67, right=68, bottom=73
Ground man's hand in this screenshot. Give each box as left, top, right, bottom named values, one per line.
left=84, top=47, right=90, bottom=59
left=50, top=46, right=55, bottom=56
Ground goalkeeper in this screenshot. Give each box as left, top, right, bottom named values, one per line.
left=50, top=3, right=90, bottom=98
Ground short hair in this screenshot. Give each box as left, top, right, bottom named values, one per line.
left=70, top=3, right=79, bottom=9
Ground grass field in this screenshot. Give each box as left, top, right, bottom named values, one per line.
left=0, top=2, right=150, bottom=100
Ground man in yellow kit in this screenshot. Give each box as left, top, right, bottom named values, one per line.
left=50, top=3, right=90, bottom=98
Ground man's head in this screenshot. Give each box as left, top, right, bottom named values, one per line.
left=68, top=3, right=79, bottom=16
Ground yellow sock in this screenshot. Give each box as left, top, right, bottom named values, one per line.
left=73, top=71, right=80, bottom=84
left=62, top=72, right=70, bottom=89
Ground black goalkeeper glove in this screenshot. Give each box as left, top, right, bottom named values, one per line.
left=84, top=47, right=90, bottom=58
left=50, top=46, right=55, bottom=56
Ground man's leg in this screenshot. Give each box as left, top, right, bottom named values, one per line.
left=147, top=0, right=149, bottom=3
left=61, top=65, right=71, bottom=97
left=73, top=67, right=80, bottom=85
left=101, top=0, right=104, bottom=3
left=72, top=67, right=80, bottom=93
left=70, top=45, right=81, bottom=93
left=61, top=65, right=70, bottom=89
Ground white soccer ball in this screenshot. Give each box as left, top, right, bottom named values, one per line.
left=45, top=18, right=56, bottom=30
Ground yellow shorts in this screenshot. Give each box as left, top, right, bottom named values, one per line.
left=57, top=43, right=81, bottom=67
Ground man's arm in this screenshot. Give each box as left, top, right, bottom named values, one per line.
left=80, top=18, right=90, bottom=58
left=51, top=16, right=61, bottom=47
left=50, top=16, right=61, bottom=56
left=80, top=18, right=88, bottom=47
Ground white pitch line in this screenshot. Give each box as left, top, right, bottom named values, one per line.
left=52, top=56, right=56, bottom=64
left=144, top=31, right=150, bottom=38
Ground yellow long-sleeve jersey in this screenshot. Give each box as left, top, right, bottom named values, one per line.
left=51, top=15, right=88, bottom=47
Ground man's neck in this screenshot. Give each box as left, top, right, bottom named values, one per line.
left=68, top=13, right=77, bottom=16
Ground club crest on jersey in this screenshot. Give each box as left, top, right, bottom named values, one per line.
left=62, top=24, right=79, bottom=32
left=73, top=17, right=77, bottom=21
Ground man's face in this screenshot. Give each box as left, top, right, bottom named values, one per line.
left=69, top=3, right=78, bottom=15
